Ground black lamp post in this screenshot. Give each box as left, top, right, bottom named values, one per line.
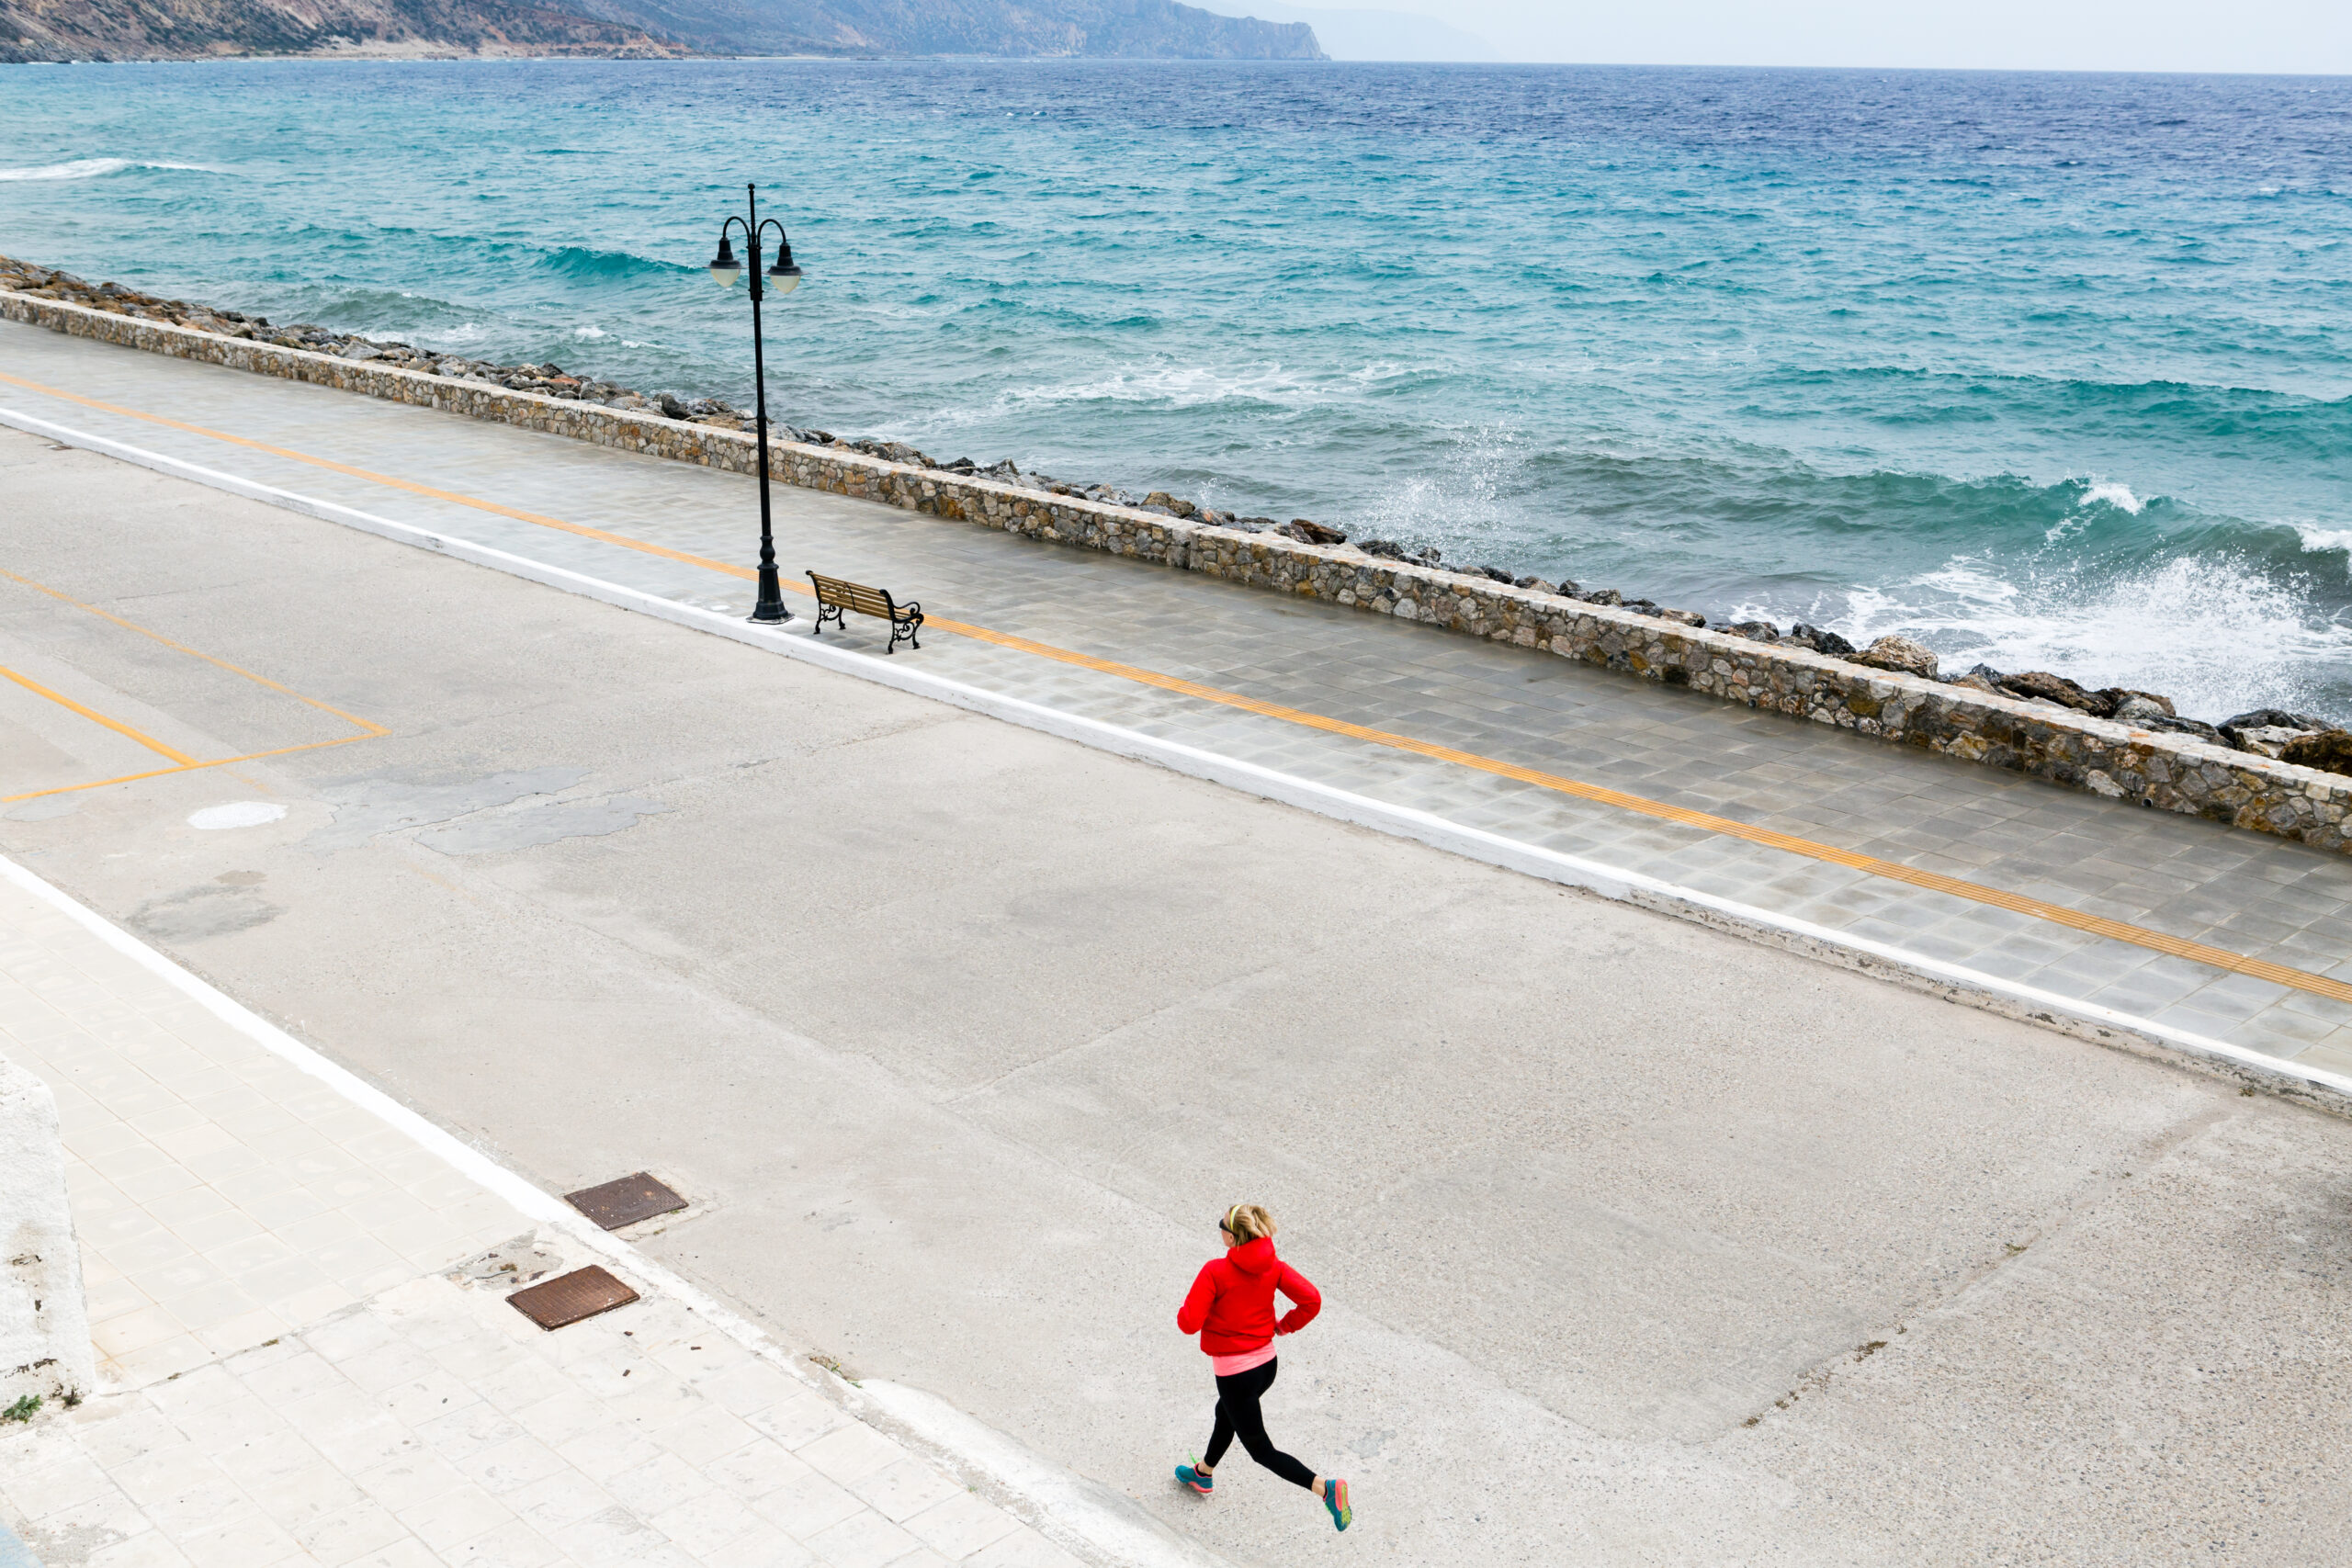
left=707, top=182, right=804, bottom=624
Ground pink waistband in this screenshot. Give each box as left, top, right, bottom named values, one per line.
left=1210, top=1341, right=1277, bottom=1378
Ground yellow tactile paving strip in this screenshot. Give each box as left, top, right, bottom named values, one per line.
left=6, top=370, right=2348, bottom=1009
left=0, top=564, right=386, bottom=803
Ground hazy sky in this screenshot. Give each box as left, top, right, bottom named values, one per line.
left=1290, top=0, right=2352, bottom=73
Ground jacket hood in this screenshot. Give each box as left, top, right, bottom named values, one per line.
left=1226, top=1235, right=1279, bottom=1275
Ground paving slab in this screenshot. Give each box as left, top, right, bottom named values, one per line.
left=0, top=867, right=1091, bottom=1568
left=4, top=336, right=2352, bottom=1564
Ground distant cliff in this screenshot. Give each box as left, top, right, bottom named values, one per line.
left=0, top=0, right=1327, bottom=60
left=567, top=0, right=1326, bottom=58
left=0, top=0, right=686, bottom=59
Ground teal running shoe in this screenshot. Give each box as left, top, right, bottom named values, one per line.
left=1176, top=1464, right=1213, bottom=1495
left=1324, top=1476, right=1351, bottom=1530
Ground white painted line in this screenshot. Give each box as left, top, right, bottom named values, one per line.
left=8, top=399, right=2347, bottom=1116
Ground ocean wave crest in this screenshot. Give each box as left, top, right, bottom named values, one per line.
left=535, top=245, right=693, bottom=282
left=0, top=158, right=223, bottom=182
left=2075, top=479, right=2144, bottom=515
left=2294, top=523, right=2352, bottom=562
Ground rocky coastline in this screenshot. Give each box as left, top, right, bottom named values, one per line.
left=0, top=0, right=685, bottom=62
left=6, top=251, right=2348, bottom=786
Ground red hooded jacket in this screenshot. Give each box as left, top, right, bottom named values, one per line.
left=1177, top=1235, right=1321, bottom=1357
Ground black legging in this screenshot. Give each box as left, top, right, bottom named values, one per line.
left=1204, top=1358, right=1316, bottom=1490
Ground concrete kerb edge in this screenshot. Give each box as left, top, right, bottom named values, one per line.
left=13, top=400, right=2349, bottom=1122
left=0, top=856, right=1227, bottom=1568
left=7, top=288, right=2349, bottom=859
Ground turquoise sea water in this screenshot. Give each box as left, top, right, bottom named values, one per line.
left=3, top=60, right=2348, bottom=720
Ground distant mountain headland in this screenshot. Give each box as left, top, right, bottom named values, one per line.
left=0, top=0, right=1327, bottom=61
left=0, top=0, right=686, bottom=59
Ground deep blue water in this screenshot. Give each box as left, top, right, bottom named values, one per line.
left=4, top=60, right=2349, bottom=719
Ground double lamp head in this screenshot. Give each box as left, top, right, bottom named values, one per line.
left=708, top=235, right=800, bottom=294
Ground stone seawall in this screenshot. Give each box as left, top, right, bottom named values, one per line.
left=6, top=288, right=2347, bottom=855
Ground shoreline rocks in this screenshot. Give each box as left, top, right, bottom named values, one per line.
left=5, top=251, right=2345, bottom=785
left=1851, top=635, right=1939, bottom=681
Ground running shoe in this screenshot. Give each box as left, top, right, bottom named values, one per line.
left=1176, top=1464, right=1213, bottom=1495
left=1324, top=1476, right=1351, bottom=1530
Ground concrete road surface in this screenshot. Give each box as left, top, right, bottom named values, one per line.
left=5, top=427, right=2349, bottom=1564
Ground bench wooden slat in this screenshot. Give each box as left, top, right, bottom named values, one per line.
left=806, top=570, right=923, bottom=654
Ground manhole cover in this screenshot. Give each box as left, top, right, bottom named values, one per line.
left=508, top=1265, right=639, bottom=1331
left=565, top=1172, right=687, bottom=1231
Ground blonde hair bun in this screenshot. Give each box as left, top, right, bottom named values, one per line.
left=1221, top=1203, right=1276, bottom=1243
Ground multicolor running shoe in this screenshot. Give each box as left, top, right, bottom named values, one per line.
left=1324, top=1476, right=1351, bottom=1530
left=1176, top=1463, right=1213, bottom=1495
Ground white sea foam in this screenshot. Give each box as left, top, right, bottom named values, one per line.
left=0, top=158, right=220, bottom=182
left=2042, top=479, right=2143, bottom=544
left=571, top=325, right=612, bottom=340
left=0, top=158, right=131, bottom=181
left=967, top=356, right=1444, bottom=425
left=1828, top=551, right=2352, bottom=721
left=1029, top=361, right=1317, bottom=411
left=2293, top=522, right=2352, bottom=562
left=925, top=360, right=1331, bottom=428
left=1354, top=423, right=1525, bottom=546
left=2078, top=479, right=2143, bottom=514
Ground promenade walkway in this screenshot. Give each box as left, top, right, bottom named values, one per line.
left=0, top=862, right=1089, bottom=1568
left=3, top=319, right=2347, bottom=1083
left=7, top=322, right=2352, bottom=1564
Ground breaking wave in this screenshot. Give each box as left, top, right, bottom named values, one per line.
left=0, top=158, right=222, bottom=182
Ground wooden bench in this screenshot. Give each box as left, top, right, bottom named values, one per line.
left=806, top=570, right=923, bottom=654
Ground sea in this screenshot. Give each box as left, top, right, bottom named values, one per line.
left=3, top=60, right=2348, bottom=722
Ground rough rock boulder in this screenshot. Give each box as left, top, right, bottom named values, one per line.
left=2000, top=671, right=2107, bottom=714
left=2280, top=730, right=2352, bottom=777
left=1850, top=635, right=1939, bottom=681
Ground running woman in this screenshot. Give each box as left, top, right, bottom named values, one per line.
left=1172, top=1204, right=1351, bottom=1531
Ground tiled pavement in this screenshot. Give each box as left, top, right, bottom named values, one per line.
left=4, top=318, right=2350, bottom=1077
left=0, top=867, right=1083, bottom=1568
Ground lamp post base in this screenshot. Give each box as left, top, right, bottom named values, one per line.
left=749, top=565, right=792, bottom=624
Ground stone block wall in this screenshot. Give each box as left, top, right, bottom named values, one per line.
left=6, top=288, right=2346, bottom=855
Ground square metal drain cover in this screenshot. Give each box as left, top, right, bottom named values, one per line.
left=565, top=1172, right=687, bottom=1231
left=508, top=1265, right=639, bottom=1331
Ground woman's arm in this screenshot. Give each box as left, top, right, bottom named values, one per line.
left=1176, top=1263, right=1219, bottom=1335
left=1273, top=1264, right=1322, bottom=1335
